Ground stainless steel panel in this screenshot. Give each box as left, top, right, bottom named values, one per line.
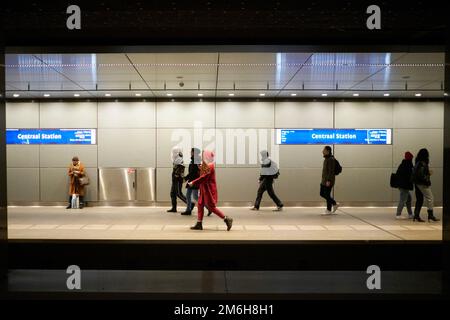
left=136, top=168, right=156, bottom=201
left=99, top=168, right=136, bottom=201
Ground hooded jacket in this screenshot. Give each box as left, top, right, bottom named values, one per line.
left=259, top=150, right=279, bottom=179
left=396, top=159, right=414, bottom=190
left=171, top=147, right=185, bottom=180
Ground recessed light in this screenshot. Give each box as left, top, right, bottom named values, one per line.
left=259, top=93, right=265, bottom=96
left=167, top=93, right=173, bottom=97
left=444, top=93, right=448, bottom=96
left=197, top=93, right=204, bottom=97
left=321, top=93, right=328, bottom=97
left=13, top=94, right=20, bottom=98
left=74, top=94, right=80, bottom=97
left=353, top=93, right=359, bottom=97
left=105, top=93, right=111, bottom=97
left=290, top=93, right=297, bottom=96
left=228, top=93, right=235, bottom=96
left=43, top=94, right=50, bottom=97
left=135, top=93, right=142, bottom=97
left=384, top=93, right=390, bottom=97
left=415, top=93, right=422, bottom=97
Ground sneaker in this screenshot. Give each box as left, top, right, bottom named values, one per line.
left=396, top=216, right=407, bottom=220
left=180, top=210, right=192, bottom=216
left=332, top=203, right=340, bottom=213
left=250, top=207, right=259, bottom=211
left=321, top=210, right=332, bottom=216
left=66, top=204, right=71, bottom=209
left=273, top=206, right=283, bottom=212
left=167, top=208, right=177, bottom=213
left=408, top=215, right=414, bottom=219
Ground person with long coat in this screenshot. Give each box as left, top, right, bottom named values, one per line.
left=67, top=156, right=86, bottom=209
left=188, top=150, right=233, bottom=231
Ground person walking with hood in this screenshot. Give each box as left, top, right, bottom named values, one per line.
left=413, top=148, right=439, bottom=222
left=250, top=150, right=283, bottom=211
left=395, top=151, right=415, bottom=219
left=67, top=156, right=86, bottom=209
left=188, top=150, right=233, bottom=231
left=167, top=146, right=187, bottom=213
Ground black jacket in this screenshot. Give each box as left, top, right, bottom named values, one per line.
left=395, top=159, right=414, bottom=190
left=413, top=161, right=431, bottom=187
left=184, top=159, right=200, bottom=189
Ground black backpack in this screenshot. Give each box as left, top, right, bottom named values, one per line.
left=334, top=158, right=342, bottom=175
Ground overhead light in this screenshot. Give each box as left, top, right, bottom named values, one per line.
left=321, top=93, right=328, bottom=97
left=353, top=93, right=359, bottom=97
left=444, top=93, right=448, bottom=96
left=135, top=93, right=142, bottom=97
left=415, top=93, right=422, bottom=97
left=197, top=93, right=204, bottom=97
left=105, top=93, right=111, bottom=97
left=73, top=94, right=80, bottom=97
left=290, top=93, right=297, bottom=96
left=259, top=93, right=265, bottom=97
left=228, top=93, right=235, bottom=97
left=383, top=93, right=390, bottom=97
left=43, top=94, right=50, bottom=97
left=13, top=94, right=20, bottom=98
left=167, top=93, right=173, bottom=97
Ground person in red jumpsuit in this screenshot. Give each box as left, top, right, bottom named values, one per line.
left=188, top=150, right=233, bottom=231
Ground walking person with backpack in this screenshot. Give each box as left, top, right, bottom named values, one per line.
left=250, top=150, right=284, bottom=212
left=394, top=151, right=414, bottom=219
left=320, top=146, right=341, bottom=215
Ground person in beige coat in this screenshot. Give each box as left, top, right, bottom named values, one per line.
left=67, top=156, right=86, bottom=209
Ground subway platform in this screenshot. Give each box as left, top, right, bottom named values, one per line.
left=7, top=206, right=442, bottom=241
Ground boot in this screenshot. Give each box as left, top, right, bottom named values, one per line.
left=190, top=221, right=203, bottom=230
left=66, top=196, right=71, bottom=209
left=181, top=210, right=192, bottom=216
left=207, top=209, right=212, bottom=217
left=224, top=216, right=233, bottom=231
left=167, top=208, right=177, bottom=213
left=190, top=202, right=196, bottom=211
left=413, top=214, right=425, bottom=222
left=427, top=209, right=440, bottom=222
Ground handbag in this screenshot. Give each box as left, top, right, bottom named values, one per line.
left=390, top=173, right=398, bottom=188
left=79, top=175, right=90, bottom=186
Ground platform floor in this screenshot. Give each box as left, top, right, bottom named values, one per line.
left=7, top=206, right=442, bottom=241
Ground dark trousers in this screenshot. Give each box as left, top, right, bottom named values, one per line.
left=320, top=184, right=336, bottom=211
left=170, top=178, right=187, bottom=209
left=254, top=177, right=283, bottom=209
left=414, top=184, right=423, bottom=217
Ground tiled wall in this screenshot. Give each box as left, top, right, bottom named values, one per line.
left=6, top=100, right=444, bottom=204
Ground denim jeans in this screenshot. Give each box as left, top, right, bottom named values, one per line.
left=396, top=188, right=412, bottom=216
left=185, top=187, right=199, bottom=211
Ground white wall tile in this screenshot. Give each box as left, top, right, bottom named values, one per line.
left=156, top=101, right=215, bottom=128
left=335, top=101, right=393, bottom=128
left=393, top=129, right=443, bottom=167
left=275, top=101, right=334, bottom=128
left=98, top=129, right=156, bottom=168
left=7, top=145, right=39, bottom=168
left=279, top=145, right=326, bottom=168
left=40, top=145, right=98, bottom=168
left=6, top=102, right=39, bottom=128
left=7, top=168, right=40, bottom=202
left=275, top=168, right=323, bottom=201
left=334, top=168, right=393, bottom=202
left=98, top=101, right=156, bottom=128
left=216, top=102, right=274, bottom=128
left=334, top=145, right=393, bottom=168
left=394, top=102, right=444, bottom=129
left=40, top=102, right=97, bottom=128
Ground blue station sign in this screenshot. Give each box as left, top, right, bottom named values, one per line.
left=6, top=129, right=97, bottom=145
left=276, top=129, right=392, bottom=145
